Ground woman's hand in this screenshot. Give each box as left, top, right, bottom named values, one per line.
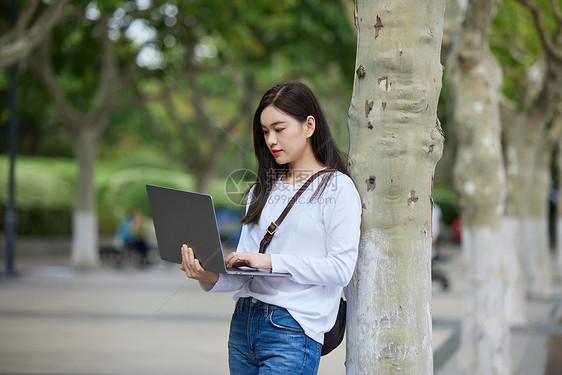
left=179, top=244, right=219, bottom=285
left=225, top=252, right=272, bottom=270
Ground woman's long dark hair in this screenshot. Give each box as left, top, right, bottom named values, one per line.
left=241, top=82, right=350, bottom=225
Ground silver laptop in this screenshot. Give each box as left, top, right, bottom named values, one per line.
left=146, top=184, right=289, bottom=277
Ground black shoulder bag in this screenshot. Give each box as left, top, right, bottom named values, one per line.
left=258, top=169, right=346, bottom=356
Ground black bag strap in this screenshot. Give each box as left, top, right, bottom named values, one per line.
left=259, top=168, right=335, bottom=254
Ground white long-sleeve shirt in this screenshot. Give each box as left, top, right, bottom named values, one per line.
left=200, top=171, right=362, bottom=344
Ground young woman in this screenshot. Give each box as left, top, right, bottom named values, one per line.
left=180, top=82, right=361, bottom=375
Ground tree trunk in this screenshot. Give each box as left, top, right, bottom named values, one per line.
left=346, top=1, right=445, bottom=373
left=501, top=54, right=562, bottom=319
left=513, top=0, right=562, bottom=300
left=435, top=0, right=468, bottom=186
left=447, top=0, right=511, bottom=373
left=558, top=138, right=562, bottom=276
left=194, top=170, right=215, bottom=194
left=525, top=144, right=553, bottom=298
left=70, top=127, right=101, bottom=268
left=502, top=114, right=536, bottom=326
left=525, top=111, right=562, bottom=297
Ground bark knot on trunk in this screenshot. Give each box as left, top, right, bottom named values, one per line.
left=356, top=65, right=366, bottom=78
left=366, top=176, right=376, bottom=191
left=408, top=189, right=419, bottom=205
left=374, top=15, right=384, bottom=39
left=365, top=100, right=374, bottom=117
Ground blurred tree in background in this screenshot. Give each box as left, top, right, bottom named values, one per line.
left=445, top=0, right=562, bottom=372
left=0, top=0, right=356, bottom=268
left=133, top=0, right=355, bottom=192
left=447, top=1, right=509, bottom=372
left=490, top=0, right=562, bottom=326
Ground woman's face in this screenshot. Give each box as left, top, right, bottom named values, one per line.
left=260, top=105, right=315, bottom=166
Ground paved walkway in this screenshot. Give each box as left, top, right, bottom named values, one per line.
left=0, top=241, right=560, bottom=374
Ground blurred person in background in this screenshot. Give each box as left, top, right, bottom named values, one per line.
left=432, top=203, right=443, bottom=258
left=432, top=203, right=449, bottom=289
left=115, top=209, right=151, bottom=266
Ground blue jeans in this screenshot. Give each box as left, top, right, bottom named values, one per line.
left=228, top=297, right=322, bottom=375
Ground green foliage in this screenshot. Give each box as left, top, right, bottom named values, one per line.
left=151, top=0, right=355, bottom=75
left=132, top=0, right=356, bottom=177
left=50, top=21, right=102, bottom=112
left=433, top=187, right=459, bottom=225
left=2, top=0, right=356, bottom=173
left=490, top=0, right=556, bottom=109
left=0, top=1, right=12, bottom=35
left=0, top=59, right=71, bottom=156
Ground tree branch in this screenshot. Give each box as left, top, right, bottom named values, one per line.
left=551, top=0, right=562, bottom=25
left=161, top=83, right=201, bottom=156
left=542, top=102, right=562, bottom=150
left=527, top=55, right=562, bottom=123
left=88, top=16, right=121, bottom=131
left=0, top=0, right=70, bottom=68
left=500, top=96, right=519, bottom=132
left=132, top=86, right=167, bottom=141
left=219, top=72, right=257, bottom=140
left=29, top=38, right=82, bottom=134
left=455, top=0, right=501, bottom=70
left=0, top=0, right=38, bottom=45
left=184, top=49, right=220, bottom=146
left=9, top=0, right=40, bottom=39
left=518, top=0, right=562, bottom=63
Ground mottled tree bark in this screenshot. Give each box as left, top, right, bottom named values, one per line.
left=346, top=1, right=445, bottom=373
left=447, top=0, right=511, bottom=373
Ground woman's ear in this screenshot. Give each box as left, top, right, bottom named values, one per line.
left=304, top=115, right=316, bottom=138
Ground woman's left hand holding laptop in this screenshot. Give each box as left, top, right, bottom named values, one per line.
left=180, top=244, right=219, bottom=285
